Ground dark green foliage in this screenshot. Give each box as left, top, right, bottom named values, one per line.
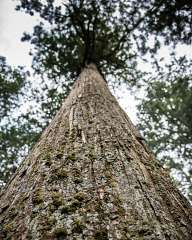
left=0, top=56, right=26, bottom=118
left=147, top=0, right=192, bottom=45
left=0, top=122, right=40, bottom=187
left=0, top=56, right=71, bottom=188
left=138, top=57, right=192, bottom=200
left=0, top=56, right=35, bottom=186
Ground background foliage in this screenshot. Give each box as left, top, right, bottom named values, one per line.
left=138, top=57, right=192, bottom=199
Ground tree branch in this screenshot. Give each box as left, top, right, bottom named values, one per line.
left=105, top=0, right=166, bottom=59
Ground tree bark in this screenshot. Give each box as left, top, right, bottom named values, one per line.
left=0, top=64, right=192, bottom=240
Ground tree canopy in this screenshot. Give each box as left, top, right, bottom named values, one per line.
left=17, top=0, right=192, bottom=84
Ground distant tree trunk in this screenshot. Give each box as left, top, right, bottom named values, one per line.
left=0, top=64, right=192, bottom=240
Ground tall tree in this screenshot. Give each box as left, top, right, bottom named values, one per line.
left=1, top=0, right=191, bottom=192
left=0, top=64, right=192, bottom=239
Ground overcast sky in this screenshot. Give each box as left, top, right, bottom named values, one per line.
left=0, top=0, right=38, bottom=67
left=0, top=0, right=191, bottom=125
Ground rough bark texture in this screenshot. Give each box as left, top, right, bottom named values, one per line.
left=0, top=64, right=192, bottom=240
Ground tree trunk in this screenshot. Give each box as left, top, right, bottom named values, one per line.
left=0, top=64, right=192, bottom=240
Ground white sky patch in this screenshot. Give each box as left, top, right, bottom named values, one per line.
left=112, top=84, right=139, bottom=124
left=0, top=0, right=38, bottom=67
